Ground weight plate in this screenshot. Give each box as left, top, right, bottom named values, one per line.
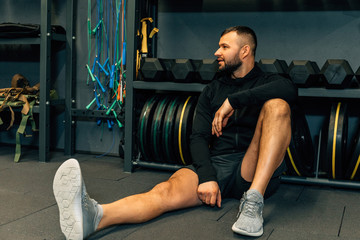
left=326, top=102, right=348, bottom=179
left=137, top=96, right=159, bottom=162
left=345, top=123, right=360, bottom=180
left=151, top=96, right=171, bottom=163
left=173, top=97, right=187, bottom=165
left=285, top=106, right=315, bottom=177
left=318, top=122, right=330, bottom=178
left=162, top=96, right=181, bottom=164
left=179, top=96, right=197, bottom=165
left=174, top=96, right=197, bottom=165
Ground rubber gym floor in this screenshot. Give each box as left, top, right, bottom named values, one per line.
left=1, top=145, right=360, bottom=240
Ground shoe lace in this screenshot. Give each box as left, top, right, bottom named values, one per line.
left=243, top=201, right=259, bottom=218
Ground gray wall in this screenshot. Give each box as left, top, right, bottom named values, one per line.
left=157, top=11, right=360, bottom=70
left=156, top=10, right=360, bottom=147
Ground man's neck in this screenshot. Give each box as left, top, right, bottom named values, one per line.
left=231, top=62, right=255, bottom=79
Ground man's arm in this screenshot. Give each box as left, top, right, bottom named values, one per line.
left=190, top=86, right=222, bottom=207
left=212, top=98, right=234, bottom=137
left=212, top=76, right=297, bottom=136
left=228, top=76, right=297, bottom=109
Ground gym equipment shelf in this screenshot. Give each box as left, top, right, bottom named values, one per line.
left=133, top=81, right=205, bottom=92
left=0, top=33, right=66, bottom=45
left=124, top=0, right=360, bottom=190
left=0, top=0, right=75, bottom=162
left=135, top=81, right=360, bottom=98
left=298, top=88, right=360, bottom=98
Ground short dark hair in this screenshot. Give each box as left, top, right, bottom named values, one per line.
left=221, top=26, right=257, bottom=56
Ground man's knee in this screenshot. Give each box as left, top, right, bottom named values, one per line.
left=150, top=168, right=200, bottom=208
left=262, top=98, right=291, bottom=119
left=151, top=181, right=173, bottom=201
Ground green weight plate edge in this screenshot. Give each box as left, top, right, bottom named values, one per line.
left=162, top=96, right=181, bottom=164
left=151, top=96, right=171, bottom=163
left=137, top=97, right=153, bottom=161
left=137, top=96, right=159, bottom=162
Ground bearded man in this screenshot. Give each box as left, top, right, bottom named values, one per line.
left=53, top=25, right=297, bottom=239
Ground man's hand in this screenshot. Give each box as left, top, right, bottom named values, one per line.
left=197, top=181, right=222, bottom=207
left=212, top=98, right=234, bottom=137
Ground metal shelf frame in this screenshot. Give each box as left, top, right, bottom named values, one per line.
left=0, top=0, right=74, bottom=162
left=39, top=0, right=74, bottom=162
left=280, top=176, right=360, bottom=190
left=123, top=0, right=138, bottom=172
left=134, top=81, right=360, bottom=98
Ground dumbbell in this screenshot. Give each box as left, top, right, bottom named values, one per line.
left=288, top=60, right=322, bottom=87
left=140, top=58, right=218, bottom=83
left=321, top=59, right=354, bottom=89
left=139, top=58, right=174, bottom=81
left=170, top=59, right=196, bottom=83
left=257, top=59, right=288, bottom=76
left=193, top=59, right=219, bottom=83
left=169, top=58, right=219, bottom=83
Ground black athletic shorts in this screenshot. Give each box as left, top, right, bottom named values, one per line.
left=185, top=152, right=286, bottom=200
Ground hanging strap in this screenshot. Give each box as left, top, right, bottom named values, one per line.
left=14, top=98, right=36, bottom=163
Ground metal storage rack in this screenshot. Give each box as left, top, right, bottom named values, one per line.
left=61, top=1, right=127, bottom=157
left=0, top=0, right=74, bottom=162
left=123, top=0, right=360, bottom=189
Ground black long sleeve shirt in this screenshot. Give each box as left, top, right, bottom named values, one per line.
left=189, top=65, right=298, bottom=184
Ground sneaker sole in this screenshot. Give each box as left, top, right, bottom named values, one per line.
left=53, top=158, right=83, bottom=240
left=231, top=223, right=263, bottom=237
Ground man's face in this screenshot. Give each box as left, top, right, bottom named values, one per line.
left=214, top=31, right=243, bottom=73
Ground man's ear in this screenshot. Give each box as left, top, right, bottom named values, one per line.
left=242, top=45, right=251, bottom=57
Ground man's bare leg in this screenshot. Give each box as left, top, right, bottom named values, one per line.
left=54, top=159, right=201, bottom=240
left=232, top=98, right=291, bottom=237
left=98, top=168, right=202, bottom=229
left=241, top=98, right=291, bottom=195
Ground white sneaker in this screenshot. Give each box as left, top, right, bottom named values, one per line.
left=53, top=158, right=103, bottom=240
left=232, top=189, right=264, bottom=237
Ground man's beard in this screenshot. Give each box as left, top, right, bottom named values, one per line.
left=219, top=58, right=242, bottom=76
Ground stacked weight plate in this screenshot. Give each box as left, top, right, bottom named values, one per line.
left=137, top=95, right=197, bottom=165
left=320, top=101, right=360, bottom=181
left=318, top=102, right=348, bottom=179
left=284, top=106, right=315, bottom=177
left=345, top=124, right=360, bottom=181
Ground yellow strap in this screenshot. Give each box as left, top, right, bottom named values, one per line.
left=286, top=147, right=301, bottom=176
left=141, top=17, right=153, bottom=23
left=140, top=18, right=153, bottom=54
left=332, top=102, right=341, bottom=179
left=136, top=50, right=141, bottom=79
left=178, top=96, right=191, bottom=165
left=149, top=28, right=159, bottom=38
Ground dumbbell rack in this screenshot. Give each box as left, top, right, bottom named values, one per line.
left=124, top=0, right=360, bottom=190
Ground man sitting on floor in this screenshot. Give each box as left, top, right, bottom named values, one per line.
left=53, top=25, right=297, bottom=239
